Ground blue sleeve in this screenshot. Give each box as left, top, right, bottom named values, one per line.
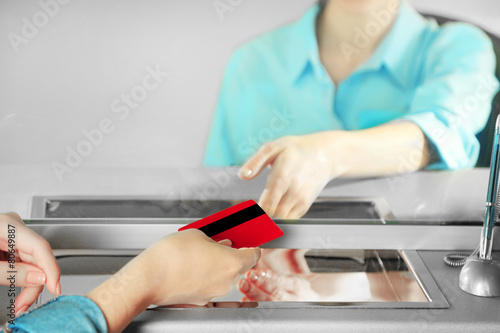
left=3, top=296, right=107, bottom=333
left=403, top=23, right=499, bottom=169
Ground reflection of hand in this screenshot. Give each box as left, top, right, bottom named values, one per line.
left=238, top=249, right=372, bottom=302
left=238, top=269, right=320, bottom=302
left=239, top=269, right=372, bottom=302
left=87, top=229, right=261, bottom=333
left=238, top=249, right=317, bottom=301
left=238, top=133, right=348, bottom=219
left=253, top=249, right=311, bottom=275
left=0, top=212, right=61, bottom=315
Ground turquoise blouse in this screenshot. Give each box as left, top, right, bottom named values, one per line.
left=204, top=1, right=499, bottom=169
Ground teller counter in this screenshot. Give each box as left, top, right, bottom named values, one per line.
left=13, top=219, right=500, bottom=332
left=0, top=166, right=499, bottom=332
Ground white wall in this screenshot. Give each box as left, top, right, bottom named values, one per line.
left=0, top=0, right=498, bottom=171
left=411, top=0, right=500, bottom=35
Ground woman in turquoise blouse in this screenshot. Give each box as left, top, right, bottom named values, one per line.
left=204, top=0, right=499, bottom=219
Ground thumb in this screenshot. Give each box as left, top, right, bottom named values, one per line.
left=236, top=248, right=262, bottom=272
left=218, top=239, right=233, bottom=247
left=0, top=261, right=46, bottom=288
left=14, top=285, right=44, bottom=315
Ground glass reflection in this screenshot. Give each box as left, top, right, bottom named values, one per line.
left=0, top=1, right=499, bottom=224
left=210, top=249, right=428, bottom=303
left=203, top=0, right=499, bottom=221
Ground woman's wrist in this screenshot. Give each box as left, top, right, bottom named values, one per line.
left=318, top=130, right=356, bottom=179
left=86, top=254, right=161, bottom=333
left=333, top=121, right=431, bottom=177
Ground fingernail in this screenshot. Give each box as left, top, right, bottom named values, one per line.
left=26, top=271, right=46, bottom=286
left=218, top=239, right=232, bottom=246
left=248, top=271, right=258, bottom=281
left=15, top=305, right=28, bottom=317
left=56, top=281, right=62, bottom=295
left=239, top=280, right=249, bottom=292
left=238, top=167, right=252, bottom=178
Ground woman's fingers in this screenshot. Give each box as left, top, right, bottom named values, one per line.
left=273, top=186, right=300, bottom=219
left=238, top=142, right=284, bottom=180
left=4, top=212, right=24, bottom=225
left=262, top=168, right=327, bottom=219
left=0, top=244, right=21, bottom=262
left=16, top=227, right=61, bottom=296
left=218, top=239, right=232, bottom=247
left=238, top=278, right=274, bottom=302
left=286, top=203, right=309, bottom=220
left=239, top=269, right=313, bottom=302
left=258, top=160, right=292, bottom=217
left=238, top=269, right=299, bottom=301
left=239, top=133, right=341, bottom=219
left=1, top=213, right=61, bottom=296
left=236, top=247, right=262, bottom=272
left=284, top=185, right=318, bottom=219
left=0, top=261, right=46, bottom=287
left=14, top=285, right=44, bottom=315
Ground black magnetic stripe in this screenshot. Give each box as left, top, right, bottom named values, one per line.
left=198, top=204, right=266, bottom=237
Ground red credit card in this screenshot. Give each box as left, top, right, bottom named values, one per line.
left=178, top=200, right=283, bottom=248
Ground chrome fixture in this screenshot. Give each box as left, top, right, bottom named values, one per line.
left=459, top=115, right=500, bottom=297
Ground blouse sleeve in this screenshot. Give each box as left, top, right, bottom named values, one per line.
left=3, top=296, right=108, bottom=333
left=402, top=23, right=499, bottom=169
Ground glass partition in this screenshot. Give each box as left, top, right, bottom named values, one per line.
left=0, top=0, right=499, bottom=224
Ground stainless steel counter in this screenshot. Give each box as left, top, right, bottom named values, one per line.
left=3, top=220, right=498, bottom=332
left=1, top=167, right=498, bottom=331
left=123, top=250, right=500, bottom=333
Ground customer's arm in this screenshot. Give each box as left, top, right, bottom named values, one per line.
left=2, top=214, right=260, bottom=333
left=86, top=230, right=260, bottom=333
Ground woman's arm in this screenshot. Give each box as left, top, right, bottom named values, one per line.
left=3, top=215, right=260, bottom=333
left=238, top=121, right=430, bottom=219
left=86, top=230, right=261, bottom=333
left=340, top=120, right=431, bottom=177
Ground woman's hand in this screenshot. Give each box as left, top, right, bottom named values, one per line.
left=0, top=212, right=61, bottom=315
left=237, top=249, right=372, bottom=302
left=238, top=122, right=430, bottom=219
left=87, top=229, right=261, bottom=333
left=238, top=132, right=349, bottom=219
left=237, top=249, right=316, bottom=301
left=238, top=269, right=320, bottom=302
left=142, top=230, right=262, bottom=306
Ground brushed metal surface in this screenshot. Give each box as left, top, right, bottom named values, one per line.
left=24, top=220, right=500, bottom=251
left=30, top=196, right=395, bottom=221
left=36, top=249, right=448, bottom=310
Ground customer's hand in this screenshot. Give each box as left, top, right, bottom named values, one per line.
left=141, top=229, right=261, bottom=306
left=238, top=132, right=349, bottom=219
left=87, top=229, right=261, bottom=333
left=0, top=212, right=61, bottom=314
